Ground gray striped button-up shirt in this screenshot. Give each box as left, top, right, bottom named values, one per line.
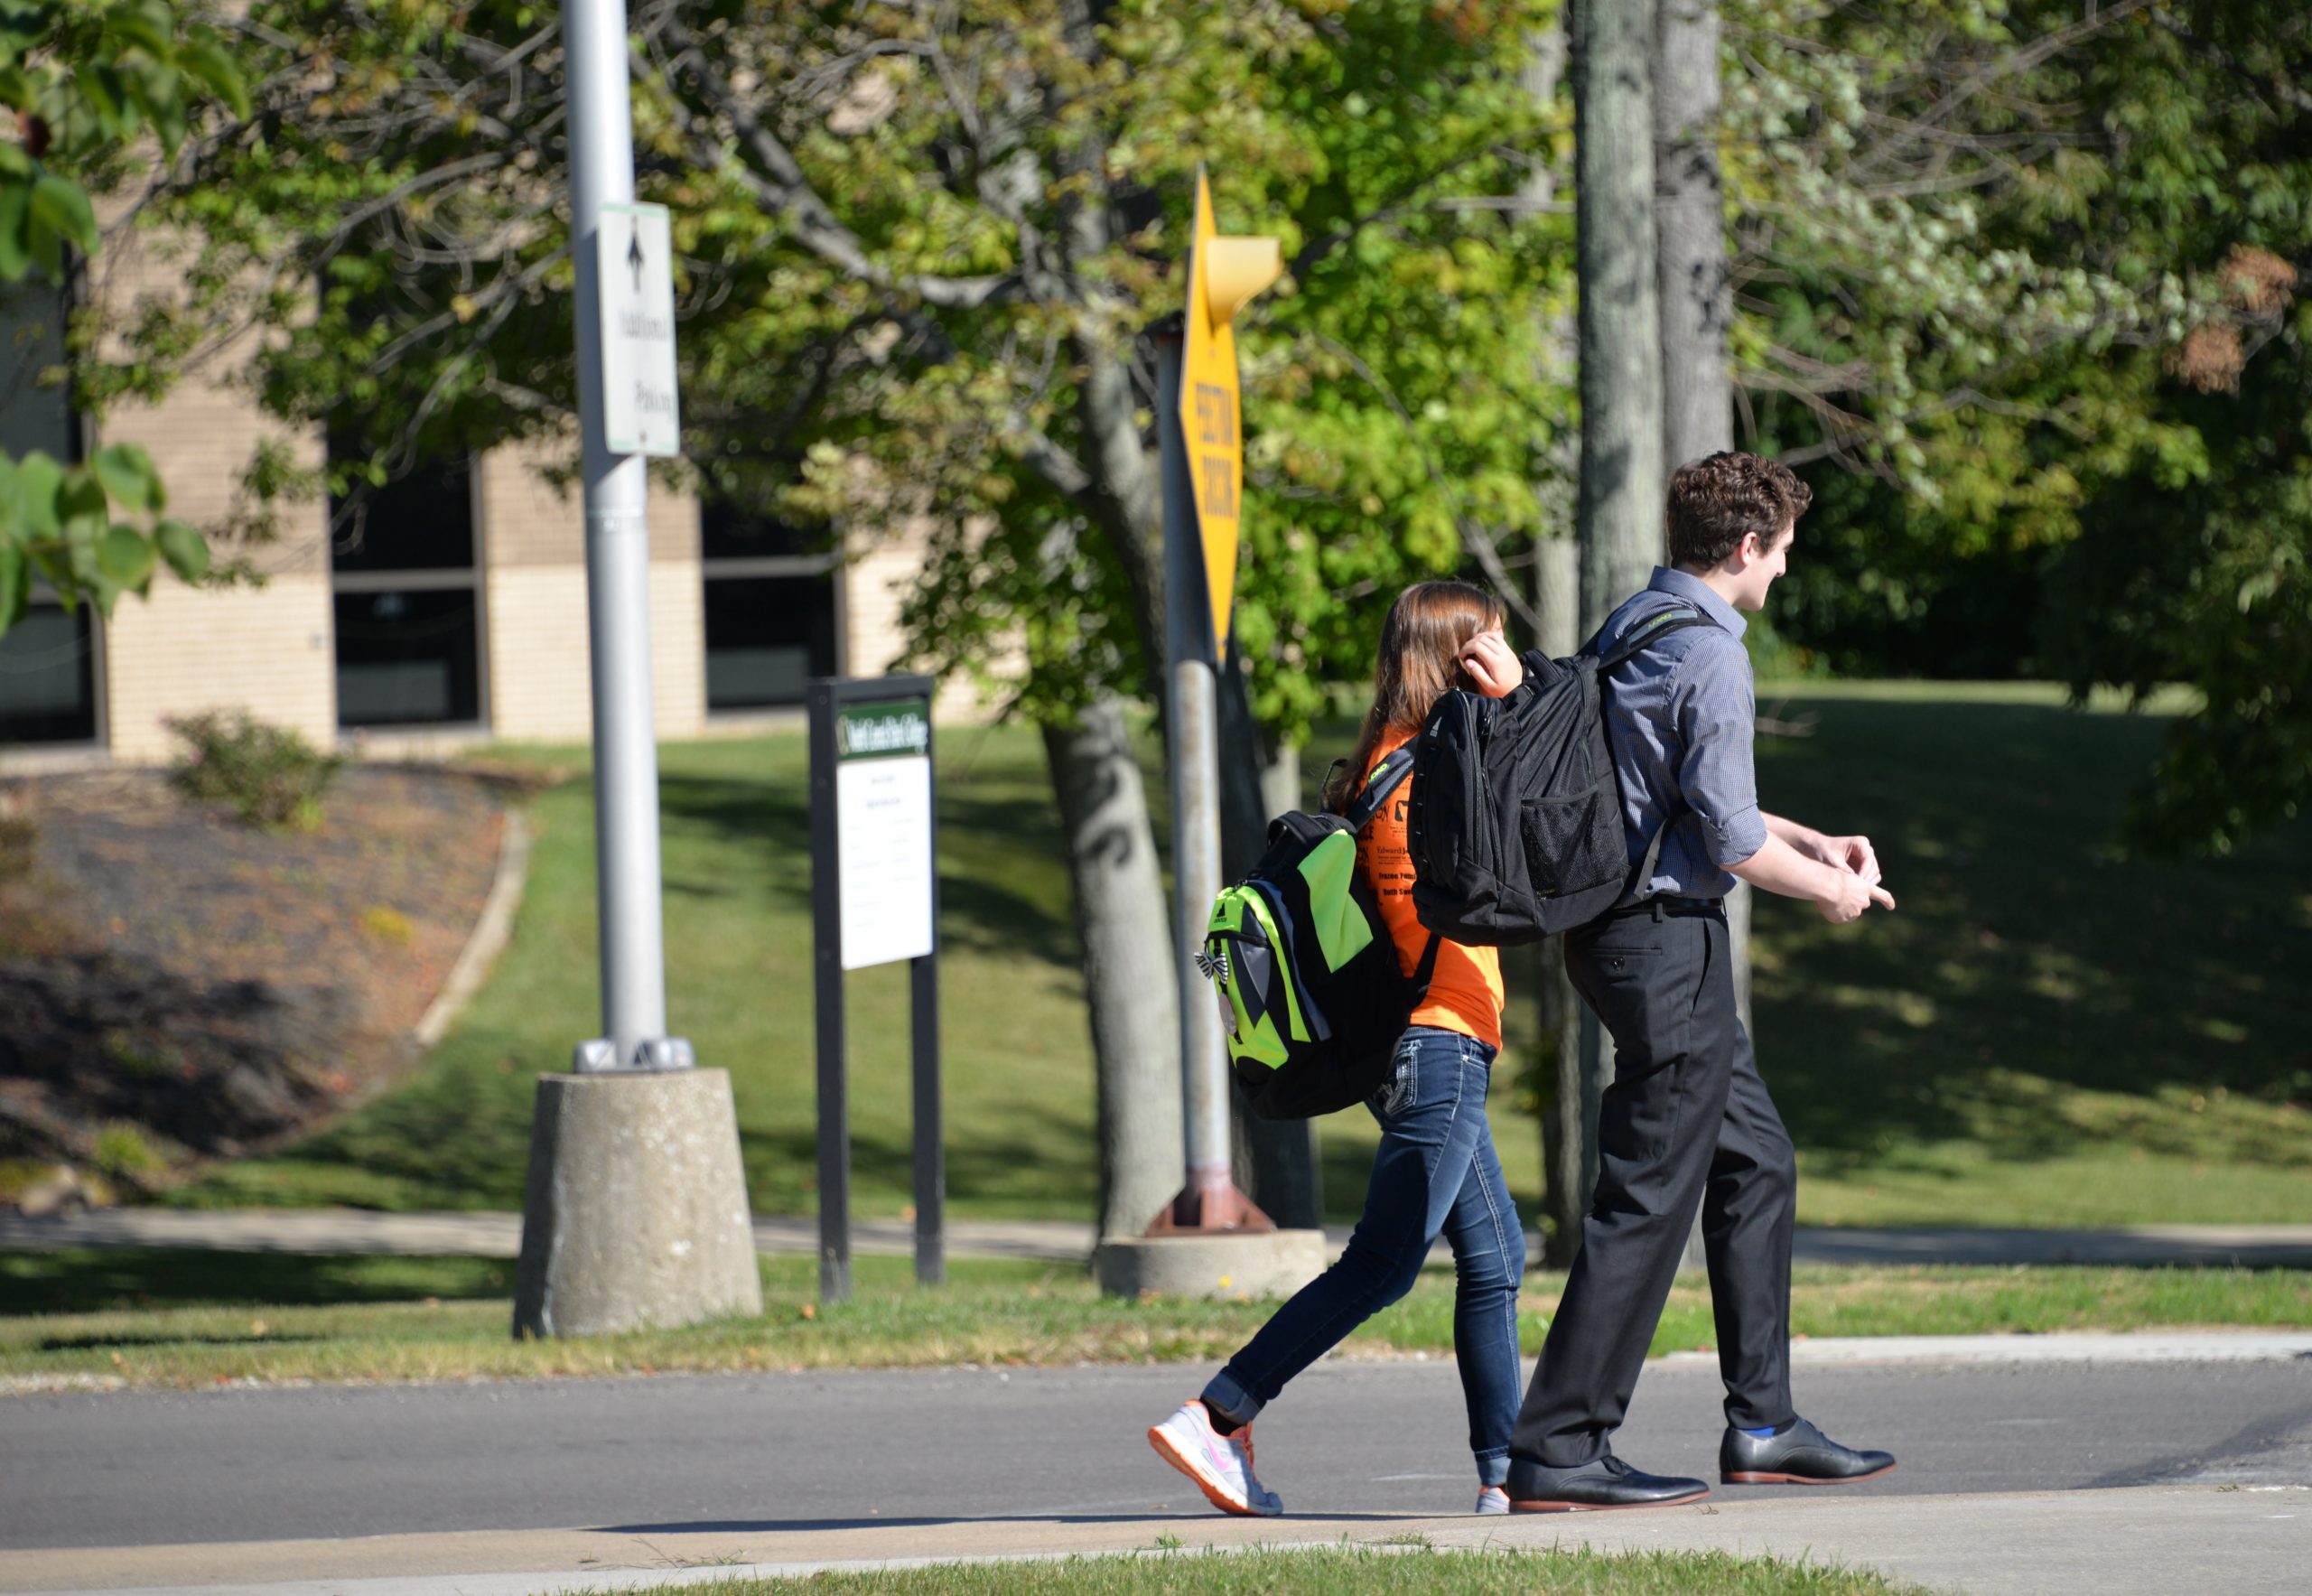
left=1593, top=566, right=1767, bottom=901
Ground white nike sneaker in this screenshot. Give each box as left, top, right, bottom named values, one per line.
left=1147, top=1399, right=1282, bottom=1517
left=1474, top=1485, right=1510, bottom=1515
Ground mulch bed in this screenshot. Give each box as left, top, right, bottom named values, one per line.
left=0, top=764, right=506, bottom=1196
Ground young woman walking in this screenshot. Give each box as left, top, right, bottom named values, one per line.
left=1147, top=580, right=1528, bottom=1517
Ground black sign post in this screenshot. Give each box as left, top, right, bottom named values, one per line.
left=807, top=675, right=944, bottom=1303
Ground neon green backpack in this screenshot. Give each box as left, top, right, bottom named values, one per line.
left=1196, top=748, right=1440, bottom=1119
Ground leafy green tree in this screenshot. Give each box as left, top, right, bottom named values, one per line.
left=0, top=0, right=245, bottom=636
left=1716, top=0, right=2308, bottom=853
left=120, top=0, right=1569, bottom=1229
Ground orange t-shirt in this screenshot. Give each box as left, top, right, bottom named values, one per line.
left=1354, top=733, right=1505, bottom=1050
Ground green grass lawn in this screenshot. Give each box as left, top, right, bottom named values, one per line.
left=588, top=1545, right=1925, bottom=1596
left=5, top=1250, right=2303, bottom=1391
left=1745, top=683, right=2312, bottom=1226
left=173, top=726, right=1139, bottom=1220
left=170, top=684, right=2309, bottom=1232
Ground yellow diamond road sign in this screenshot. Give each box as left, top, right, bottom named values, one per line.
left=1179, top=169, right=1281, bottom=658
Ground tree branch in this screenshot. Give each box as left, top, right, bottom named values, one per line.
left=653, top=16, right=1016, bottom=311
left=2149, top=6, right=2312, bottom=115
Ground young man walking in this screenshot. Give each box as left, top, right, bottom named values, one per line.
left=1506, top=451, right=1897, bottom=1512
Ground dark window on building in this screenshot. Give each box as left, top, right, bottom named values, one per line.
left=0, top=277, right=74, bottom=462
left=699, top=499, right=837, bottom=712
left=0, top=278, right=99, bottom=747
left=331, top=588, right=482, bottom=726
left=704, top=572, right=837, bottom=710
left=331, top=452, right=475, bottom=573
left=329, top=443, right=485, bottom=729
left=0, top=602, right=98, bottom=744
left=700, top=497, right=824, bottom=563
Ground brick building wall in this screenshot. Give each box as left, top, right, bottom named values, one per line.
left=476, top=445, right=706, bottom=743
left=843, top=518, right=1007, bottom=727
left=2, top=217, right=1004, bottom=771
left=90, top=225, right=338, bottom=764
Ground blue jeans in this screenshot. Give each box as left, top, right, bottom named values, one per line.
left=1202, top=1026, right=1526, bottom=1487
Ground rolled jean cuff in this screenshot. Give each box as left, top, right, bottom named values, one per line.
left=1475, top=1448, right=1510, bottom=1488
left=1200, top=1369, right=1263, bottom=1429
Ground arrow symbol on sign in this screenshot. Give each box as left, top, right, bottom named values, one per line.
left=628, top=220, right=645, bottom=294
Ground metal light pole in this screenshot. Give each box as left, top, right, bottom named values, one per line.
left=1151, top=326, right=1250, bottom=1231
left=566, top=0, right=668, bottom=1065
left=1095, top=172, right=1319, bottom=1297
left=510, top=0, right=760, bottom=1339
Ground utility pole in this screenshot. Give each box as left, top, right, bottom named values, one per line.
left=1565, top=0, right=1667, bottom=1241
left=1156, top=317, right=1249, bottom=1234
left=511, top=0, right=760, bottom=1339
left=1656, top=0, right=1742, bottom=1278
left=571, top=0, right=666, bottom=1062
left=1095, top=172, right=1325, bottom=1300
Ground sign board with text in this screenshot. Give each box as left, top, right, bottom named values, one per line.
left=1177, top=170, right=1281, bottom=659
left=808, top=676, right=944, bottom=1302
left=598, top=201, right=682, bottom=457
left=834, top=697, right=935, bottom=971
left=1179, top=171, right=1243, bottom=658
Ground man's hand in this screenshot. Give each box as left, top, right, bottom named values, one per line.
left=1459, top=630, right=1524, bottom=698
left=1819, top=833, right=1881, bottom=883
left=1816, top=868, right=1896, bottom=924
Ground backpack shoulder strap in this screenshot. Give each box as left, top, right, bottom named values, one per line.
left=1627, top=816, right=1673, bottom=902
left=1340, top=746, right=1415, bottom=831
left=1597, top=604, right=1720, bottom=675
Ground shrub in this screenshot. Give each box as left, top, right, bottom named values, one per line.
left=91, top=1123, right=168, bottom=1183
left=166, top=712, right=343, bottom=831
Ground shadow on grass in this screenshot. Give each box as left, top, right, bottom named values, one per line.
left=1750, top=696, right=2312, bottom=1162
left=169, top=697, right=2312, bottom=1233
left=35, top=1330, right=324, bottom=1351
left=653, top=772, right=1078, bottom=966
left=0, top=1249, right=508, bottom=1315
left=216, top=1033, right=544, bottom=1210
left=738, top=1096, right=1100, bottom=1217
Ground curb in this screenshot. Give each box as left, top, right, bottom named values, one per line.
left=412, top=807, right=533, bottom=1050
left=1663, top=1331, right=2312, bottom=1367
left=5, top=1486, right=2305, bottom=1596
left=8, top=1209, right=2312, bottom=1273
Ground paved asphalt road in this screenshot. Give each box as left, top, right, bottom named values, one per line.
left=5, top=1356, right=2309, bottom=1552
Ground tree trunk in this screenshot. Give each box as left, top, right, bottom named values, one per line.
left=1218, top=654, right=1321, bottom=1228
left=1042, top=697, right=1184, bottom=1239
left=1574, top=0, right=1667, bottom=630
left=1655, top=0, right=1741, bottom=1278
left=1561, top=0, right=1666, bottom=1265
left=1525, top=537, right=1593, bottom=1267
left=1656, top=0, right=1732, bottom=481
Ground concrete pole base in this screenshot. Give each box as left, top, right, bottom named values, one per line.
left=1093, top=1229, right=1329, bottom=1302
left=513, top=1069, right=763, bottom=1338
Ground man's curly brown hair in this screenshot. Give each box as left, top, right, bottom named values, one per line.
left=1666, top=452, right=1811, bottom=569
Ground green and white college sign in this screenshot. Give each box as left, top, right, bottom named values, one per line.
left=836, top=699, right=932, bottom=761
left=834, top=695, right=934, bottom=970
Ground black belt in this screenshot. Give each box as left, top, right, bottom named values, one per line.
left=1598, top=894, right=1725, bottom=921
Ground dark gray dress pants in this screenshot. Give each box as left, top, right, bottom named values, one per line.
left=1509, top=900, right=1798, bottom=1467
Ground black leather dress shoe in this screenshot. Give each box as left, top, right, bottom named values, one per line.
left=1720, top=1416, right=1897, bottom=1484
left=1506, top=1453, right=1711, bottom=1512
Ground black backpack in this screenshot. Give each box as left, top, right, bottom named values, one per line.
left=1403, top=606, right=1719, bottom=945
left=1198, top=748, right=1440, bottom=1121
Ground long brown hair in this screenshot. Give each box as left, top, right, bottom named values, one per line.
left=1323, top=581, right=1506, bottom=811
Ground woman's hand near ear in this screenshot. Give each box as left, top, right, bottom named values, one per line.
left=1459, top=630, right=1524, bottom=698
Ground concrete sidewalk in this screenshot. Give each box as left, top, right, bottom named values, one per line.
left=6, top=1206, right=2312, bottom=1268
left=5, top=1485, right=2306, bottom=1596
